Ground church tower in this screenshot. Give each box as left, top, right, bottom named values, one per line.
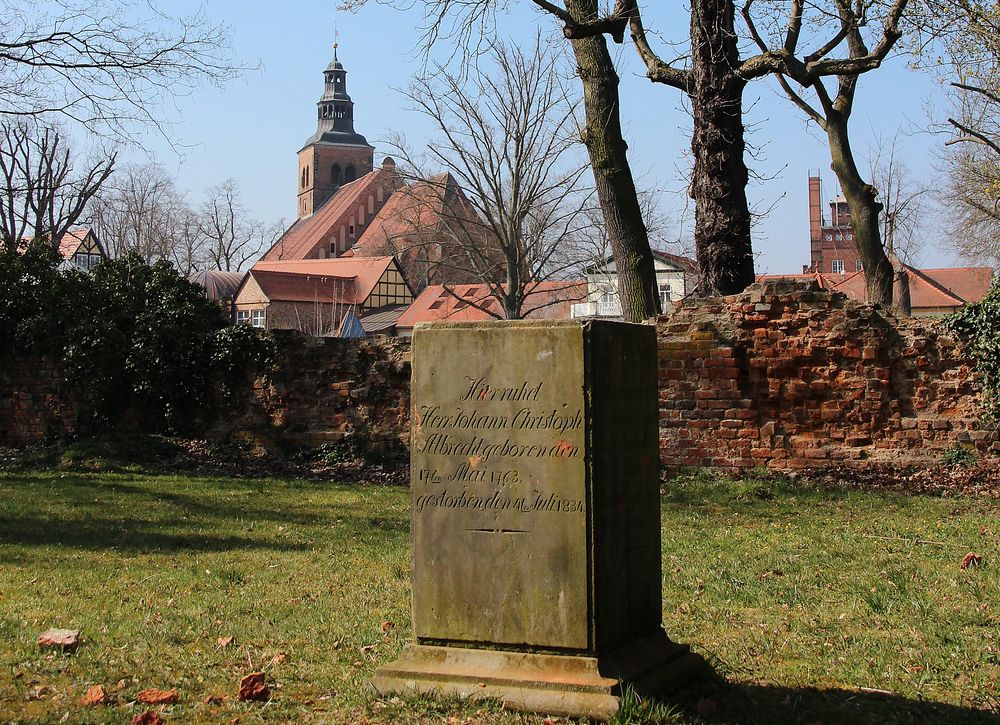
left=296, top=41, right=375, bottom=219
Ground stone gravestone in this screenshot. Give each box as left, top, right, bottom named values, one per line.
left=372, top=320, right=703, bottom=719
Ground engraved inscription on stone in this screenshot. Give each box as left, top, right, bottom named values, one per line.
left=411, top=324, right=588, bottom=650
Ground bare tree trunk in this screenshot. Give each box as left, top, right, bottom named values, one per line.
left=689, top=0, right=755, bottom=296
left=826, top=114, right=894, bottom=307
left=567, top=1, right=659, bottom=321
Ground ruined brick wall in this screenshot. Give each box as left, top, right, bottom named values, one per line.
left=0, top=332, right=411, bottom=453
left=4, top=289, right=997, bottom=473
left=220, top=330, right=411, bottom=453
left=658, top=280, right=998, bottom=470
left=0, top=355, right=76, bottom=445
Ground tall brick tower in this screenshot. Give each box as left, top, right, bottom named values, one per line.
left=806, top=173, right=861, bottom=274
left=296, top=41, right=375, bottom=219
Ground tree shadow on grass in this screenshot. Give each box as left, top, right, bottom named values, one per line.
left=0, top=473, right=409, bottom=553
left=0, top=514, right=312, bottom=553
left=667, top=672, right=999, bottom=725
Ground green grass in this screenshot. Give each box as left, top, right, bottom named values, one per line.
left=0, top=469, right=998, bottom=723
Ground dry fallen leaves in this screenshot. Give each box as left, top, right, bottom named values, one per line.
left=136, top=688, right=178, bottom=705
left=37, top=629, right=80, bottom=652
left=131, top=712, right=163, bottom=725
left=80, top=684, right=107, bottom=706
left=270, top=652, right=288, bottom=666
left=26, top=685, right=52, bottom=701
left=238, top=672, right=270, bottom=702
left=380, top=620, right=395, bottom=634
left=217, top=635, right=236, bottom=649
left=961, top=552, right=983, bottom=569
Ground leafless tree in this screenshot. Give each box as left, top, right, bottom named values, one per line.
left=0, top=119, right=114, bottom=254
left=199, top=179, right=275, bottom=272
left=89, top=162, right=183, bottom=263
left=868, top=134, right=929, bottom=265
left=912, top=1, right=1000, bottom=264
left=382, top=37, right=592, bottom=320
left=0, top=0, right=245, bottom=143
left=343, top=0, right=662, bottom=321
left=169, top=204, right=208, bottom=276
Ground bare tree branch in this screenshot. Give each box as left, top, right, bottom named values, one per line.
left=0, top=118, right=113, bottom=254
left=0, top=0, right=249, bottom=144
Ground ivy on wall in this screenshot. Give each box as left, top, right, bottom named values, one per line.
left=944, top=279, right=1000, bottom=421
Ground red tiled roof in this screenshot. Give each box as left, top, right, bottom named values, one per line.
left=653, top=250, right=698, bottom=273
left=921, top=267, right=993, bottom=304
left=19, top=227, right=98, bottom=259
left=757, top=265, right=993, bottom=311
left=351, top=173, right=480, bottom=257
left=260, top=168, right=403, bottom=262
left=588, top=250, right=697, bottom=275
left=396, top=280, right=587, bottom=329
left=249, top=269, right=358, bottom=304
left=58, top=228, right=90, bottom=259
left=251, top=257, right=395, bottom=304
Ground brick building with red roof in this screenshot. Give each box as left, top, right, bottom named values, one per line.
left=234, top=257, right=413, bottom=335
left=250, top=41, right=491, bottom=336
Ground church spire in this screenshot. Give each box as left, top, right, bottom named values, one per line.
left=296, top=33, right=375, bottom=220
left=304, top=35, right=369, bottom=147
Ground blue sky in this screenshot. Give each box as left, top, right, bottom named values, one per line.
left=129, top=1, right=958, bottom=274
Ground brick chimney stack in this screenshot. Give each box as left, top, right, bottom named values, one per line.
left=808, top=174, right=822, bottom=273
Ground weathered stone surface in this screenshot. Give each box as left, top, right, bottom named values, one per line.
left=410, top=322, right=588, bottom=649
left=375, top=320, right=703, bottom=718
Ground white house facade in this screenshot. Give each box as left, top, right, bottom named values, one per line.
left=571, top=251, right=698, bottom=319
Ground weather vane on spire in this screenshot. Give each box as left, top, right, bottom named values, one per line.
left=333, top=18, right=339, bottom=60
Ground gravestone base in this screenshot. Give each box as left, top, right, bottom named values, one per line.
left=372, top=631, right=706, bottom=720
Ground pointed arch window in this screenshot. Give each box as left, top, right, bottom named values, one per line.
left=332, top=164, right=342, bottom=185
left=345, top=165, right=356, bottom=183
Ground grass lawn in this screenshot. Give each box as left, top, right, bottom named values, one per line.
left=0, top=469, right=998, bottom=724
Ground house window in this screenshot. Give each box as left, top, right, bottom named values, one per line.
left=236, top=310, right=250, bottom=325
left=250, top=309, right=266, bottom=328
left=832, top=259, right=845, bottom=273
left=73, top=252, right=101, bottom=271
left=349, top=224, right=355, bottom=237
left=856, top=259, right=863, bottom=272
left=597, top=286, right=620, bottom=317
left=659, top=283, right=672, bottom=309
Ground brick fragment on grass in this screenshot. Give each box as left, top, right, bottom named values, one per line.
left=131, top=712, right=163, bottom=725
left=960, top=552, right=982, bottom=569
left=136, top=688, right=178, bottom=705
left=80, top=684, right=107, bottom=706
left=36, top=628, right=80, bottom=651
